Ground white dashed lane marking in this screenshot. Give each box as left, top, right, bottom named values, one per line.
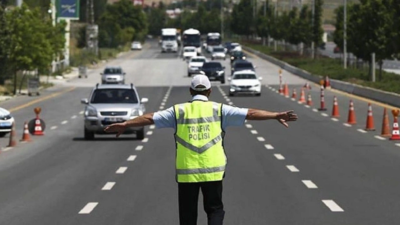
left=274, top=154, right=285, bottom=160
left=61, top=120, right=68, bottom=125
left=79, top=202, right=98, bottom=214
left=101, top=182, right=116, bottom=191
left=396, top=143, right=400, bottom=147
left=305, top=105, right=310, bottom=108
left=374, top=135, right=386, bottom=140
left=357, top=129, right=367, bottom=133
left=71, top=115, right=77, bottom=119
left=116, top=167, right=128, bottom=174
left=79, top=111, right=84, bottom=115
left=321, top=113, right=328, bottom=117
left=343, top=123, right=352, bottom=127
left=127, top=155, right=137, bottom=161
left=286, top=165, right=299, bottom=172
left=250, top=130, right=258, bottom=134
left=135, top=145, right=143, bottom=151
left=245, top=124, right=252, bottom=128
left=331, top=118, right=339, bottom=121
left=150, top=125, right=155, bottom=129
left=142, top=138, right=149, bottom=143
left=312, top=108, right=318, bottom=112
left=257, top=137, right=265, bottom=142
left=322, top=200, right=344, bottom=212
left=146, top=131, right=153, bottom=135
left=302, top=180, right=318, bottom=189
left=159, top=106, right=164, bottom=110
left=50, top=126, right=57, bottom=130
left=161, top=102, right=165, bottom=106
left=264, top=144, right=274, bottom=150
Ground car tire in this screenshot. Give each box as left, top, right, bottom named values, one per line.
left=229, top=92, right=234, bottom=97
left=188, top=73, right=191, bottom=77
left=256, top=93, right=261, bottom=96
left=137, top=128, right=145, bottom=140
left=221, top=79, right=225, bottom=84
left=84, top=128, right=94, bottom=140
left=0, top=132, right=7, bottom=137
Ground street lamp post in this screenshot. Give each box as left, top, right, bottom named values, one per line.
left=343, top=0, right=347, bottom=69
left=16, top=0, right=22, bottom=7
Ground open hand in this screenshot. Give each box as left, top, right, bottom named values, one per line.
left=276, top=110, right=298, bottom=128
left=104, top=122, right=126, bottom=138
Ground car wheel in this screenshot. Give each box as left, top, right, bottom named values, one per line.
left=0, top=132, right=7, bottom=137
left=229, top=92, right=234, bottom=97
left=84, top=128, right=94, bottom=140
left=256, top=93, right=261, bottom=96
left=221, top=79, right=225, bottom=84
left=137, top=128, right=145, bottom=140
left=188, top=73, right=191, bottom=77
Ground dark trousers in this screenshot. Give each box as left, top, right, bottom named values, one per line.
left=178, top=181, right=225, bottom=225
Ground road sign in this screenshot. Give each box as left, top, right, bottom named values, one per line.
left=56, top=0, right=80, bottom=20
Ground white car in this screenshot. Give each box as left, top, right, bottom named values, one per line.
left=0, top=107, right=14, bottom=137
left=131, top=41, right=142, bottom=50
left=187, top=56, right=207, bottom=77
left=228, top=70, right=262, bottom=96
left=182, top=46, right=197, bottom=60
left=211, top=46, right=226, bottom=60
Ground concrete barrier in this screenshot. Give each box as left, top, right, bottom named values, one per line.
left=243, top=45, right=400, bottom=108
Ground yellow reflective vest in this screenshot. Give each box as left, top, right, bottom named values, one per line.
left=174, top=101, right=226, bottom=183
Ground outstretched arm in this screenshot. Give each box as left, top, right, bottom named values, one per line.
left=104, top=113, right=155, bottom=137
left=246, top=109, right=297, bottom=128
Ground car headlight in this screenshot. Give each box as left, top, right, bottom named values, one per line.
left=242, top=56, right=246, bottom=60
left=231, top=57, right=234, bottom=60
left=217, top=71, right=224, bottom=75
left=131, top=109, right=143, bottom=117
left=85, top=106, right=97, bottom=117
left=254, top=84, right=260, bottom=87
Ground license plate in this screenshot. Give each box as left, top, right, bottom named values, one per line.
left=0, top=122, right=11, bottom=127
left=104, top=117, right=123, bottom=122
left=209, top=77, right=216, bottom=80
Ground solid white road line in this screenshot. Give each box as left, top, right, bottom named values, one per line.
left=357, top=129, right=367, bottom=133
left=331, top=118, right=339, bottom=122
left=264, top=144, right=274, bottom=150
left=343, top=123, right=352, bottom=127
left=374, top=135, right=386, bottom=140
left=142, top=138, right=149, bottom=143
left=127, top=155, right=137, bottom=161
left=50, top=126, right=57, bottom=130
left=79, top=202, right=98, bottom=214
left=286, top=165, right=299, bottom=172
left=302, top=180, right=318, bottom=189
left=245, top=124, right=252, bottom=128
left=274, top=154, right=285, bottom=160
left=71, top=115, right=77, bottom=119
left=257, top=137, right=265, bottom=142
left=135, top=145, right=144, bottom=151
left=101, top=182, right=116, bottom=191
left=116, top=167, right=128, bottom=174
left=251, top=130, right=258, bottom=134
left=146, top=131, right=153, bottom=135
left=149, top=125, right=155, bottom=130
left=322, top=200, right=344, bottom=212
left=312, top=108, right=318, bottom=112
left=61, top=120, right=68, bottom=125
left=321, top=113, right=328, bottom=117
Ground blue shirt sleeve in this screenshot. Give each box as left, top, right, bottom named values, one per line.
left=221, top=104, right=248, bottom=130
left=153, top=107, right=176, bottom=129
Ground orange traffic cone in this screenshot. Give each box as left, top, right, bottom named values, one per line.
left=7, top=122, right=16, bottom=147
left=365, top=103, right=375, bottom=131
left=298, top=88, right=306, bottom=103
left=381, top=108, right=391, bottom=137
left=331, top=96, right=339, bottom=117
left=291, top=89, right=297, bottom=99
left=324, top=76, right=331, bottom=89
left=347, top=100, right=357, bottom=125
left=33, top=118, right=44, bottom=136
left=389, top=109, right=400, bottom=140
left=21, top=122, right=32, bottom=142
left=306, top=93, right=313, bottom=106
left=283, top=83, right=289, bottom=97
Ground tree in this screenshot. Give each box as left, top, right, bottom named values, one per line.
left=146, top=6, right=166, bottom=36
left=230, top=0, right=253, bottom=37
left=311, top=0, right=324, bottom=57
left=333, top=5, right=344, bottom=51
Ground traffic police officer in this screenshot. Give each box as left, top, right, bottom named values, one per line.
left=104, top=75, right=298, bottom=225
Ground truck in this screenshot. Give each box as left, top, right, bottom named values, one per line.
left=161, top=28, right=179, bottom=53
left=182, top=28, right=201, bottom=56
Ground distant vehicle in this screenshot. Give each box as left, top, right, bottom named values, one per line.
left=334, top=46, right=342, bottom=53
left=131, top=41, right=142, bottom=50
left=228, top=70, right=262, bottom=96
left=228, top=43, right=241, bottom=54
left=231, top=60, right=256, bottom=76
left=187, top=56, right=208, bottom=76
left=224, top=42, right=232, bottom=53
left=161, top=28, right=178, bottom=53
left=81, top=84, right=149, bottom=140
left=182, top=46, right=197, bottom=60
left=206, top=33, right=222, bottom=53
left=0, top=107, right=14, bottom=137
left=199, top=62, right=225, bottom=84
left=101, top=66, right=126, bottom=84
left=211, top=46, right=226, bottom=60
left=230, top=51, right=247, bottom=64
left=182, top=28, right=201, bottom=55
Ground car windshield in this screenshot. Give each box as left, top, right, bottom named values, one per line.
left=235, top=63, right=253, bottom=68
left=185, top=48, right=195, bottom=52
left=191, top=58, right=206, bottom=63
left=104, top=68, right=122, bottom=74
left=91, top=89, right=138, bottom=104
left=203, top=63, right=222, bottom=68
left=213, top=48, right=224, bottom=52
left=233, top=74, right=257, bottom=80
left=233, top=51, right=244, bottom=57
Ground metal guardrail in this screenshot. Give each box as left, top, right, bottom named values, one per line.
left=243, top=46, right=400, bottom=108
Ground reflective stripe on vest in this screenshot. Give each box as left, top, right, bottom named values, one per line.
left=174, top=101, right=226, bottom=182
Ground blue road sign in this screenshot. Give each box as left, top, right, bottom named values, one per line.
left=57, top=0, right=80, bottom=20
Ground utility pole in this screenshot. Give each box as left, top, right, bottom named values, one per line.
left=311, top=0, right=315, bottom=59
left=86, top=0, right=98, bottom=56
left=343, top=0, right=347, bottom=69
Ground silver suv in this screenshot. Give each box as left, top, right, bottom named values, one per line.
left=81, top=84, right=149, bottom=140
left=101, top=66, right=125, bottom=84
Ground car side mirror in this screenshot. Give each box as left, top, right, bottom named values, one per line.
left=81, top=98, right=89, bottom=104
left=141, top=98, right=149, bottom=104
left=258, top=77, right=263, bottom=81
left=222, top=66, right=225, bottom=69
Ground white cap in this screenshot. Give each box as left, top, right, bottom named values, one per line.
left=191, top=75, right=211, bottom=91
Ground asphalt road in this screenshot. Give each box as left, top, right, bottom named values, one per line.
left=0, top=39, right=399, bottom=225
